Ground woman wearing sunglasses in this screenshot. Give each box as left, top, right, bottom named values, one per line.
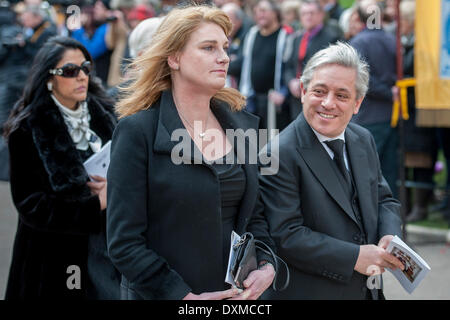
left=3, top=36, right=119, bottom=299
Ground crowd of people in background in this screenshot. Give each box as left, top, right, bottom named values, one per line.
left=2, top=0, right=447, bottom=223
left=0, top=0, right=449, bottom=300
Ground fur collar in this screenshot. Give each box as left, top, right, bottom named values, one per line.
left=26, top=95, right=116, bottom=192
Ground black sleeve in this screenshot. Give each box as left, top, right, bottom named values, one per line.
left=106, top=116, right=192, bottom=300
left=8, top=126, right=103, bottom=235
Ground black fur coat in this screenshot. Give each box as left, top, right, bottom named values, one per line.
left=5, top=95, right=118, bottom=299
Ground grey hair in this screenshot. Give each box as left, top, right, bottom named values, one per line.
left=300, top=41, right=370, bottom=99
left=128, top=17, right=164, bottom=58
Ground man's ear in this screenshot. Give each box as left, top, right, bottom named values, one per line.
left=300, top=82, right=306, bottom=104
left=167, top=54, right=180, bottom=71
left=353, top=96, right=364, bottom=114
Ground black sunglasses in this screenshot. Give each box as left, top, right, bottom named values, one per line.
left=49, top=61, right=92, bottom=78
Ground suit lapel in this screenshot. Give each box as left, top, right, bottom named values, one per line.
left=345, top=127, right=377, bottom=240
left=295, top=114, right=360, bottom=227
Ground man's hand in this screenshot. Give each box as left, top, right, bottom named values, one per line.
left=377, top=235, right=395, bottom=250
left=354, top=239, right=405, bottom=276
left=268, top=90, right=286, bottom=107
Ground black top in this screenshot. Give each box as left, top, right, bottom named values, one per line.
left=251, top=28, right=280, bottom=93
left=210, top=151, right=246, bottom=283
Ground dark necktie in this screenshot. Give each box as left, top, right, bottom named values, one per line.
left=325, top=139, right=351, bottom=188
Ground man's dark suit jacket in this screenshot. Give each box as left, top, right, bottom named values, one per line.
left=259, top=113, right=402, bottom=299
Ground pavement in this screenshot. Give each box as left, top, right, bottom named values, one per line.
left=0, top=180, right=449, bottom=300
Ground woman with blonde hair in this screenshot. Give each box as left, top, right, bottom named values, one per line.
left=107, top=5, right=277, bottom=300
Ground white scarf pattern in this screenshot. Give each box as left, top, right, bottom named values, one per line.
left=51, top=94, right=102, bottom=153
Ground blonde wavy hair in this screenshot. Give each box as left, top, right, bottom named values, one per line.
left=116, top=5, right=246, bottom=118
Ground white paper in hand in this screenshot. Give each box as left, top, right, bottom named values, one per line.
left=83, top=140, right=111, bottom=180
left=386, top=235, right=431, bottom=294
left=225, top=231, right=241, bottom=288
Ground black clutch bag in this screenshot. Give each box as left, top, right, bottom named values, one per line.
left=230, top=233, right=258, bottom=289
left=230, top=232, right=290, bottom=291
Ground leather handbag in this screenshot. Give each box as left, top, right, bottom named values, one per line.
left=230, top=232, right=290, bottom=291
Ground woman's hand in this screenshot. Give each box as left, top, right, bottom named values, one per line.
left=183, top=288, right=240, bottom=300
left=87, top=175, right=107, bottom=210
left=230, top=263, right=275, bottom=300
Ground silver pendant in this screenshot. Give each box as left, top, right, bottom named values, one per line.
left=199, top=132, right=206, bottom=139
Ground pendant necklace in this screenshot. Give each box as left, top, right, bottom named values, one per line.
left=177, top=107, right=210, bottom=140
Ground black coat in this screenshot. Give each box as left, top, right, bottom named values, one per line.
left=107, top=90, right=275, bottom=300
left=5, top=95, right=118, bottom=299
left=260, top=114, right=402, bottom=299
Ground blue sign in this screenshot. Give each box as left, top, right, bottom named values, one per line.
left=441, top=0, right=450, bottom=78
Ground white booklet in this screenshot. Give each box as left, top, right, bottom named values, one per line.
left=386, top=235, right=431, bottom=294
left=225, top=231, right=242, bottom=288
left=83, top=140, right=111, bottom=180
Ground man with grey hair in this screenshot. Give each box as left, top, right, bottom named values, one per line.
left=259, top=42, right=404, bottom=299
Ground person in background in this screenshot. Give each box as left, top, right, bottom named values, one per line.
left=126, top=3, right=155, bottom=29
left=400, top=0, right=438, bottom=223
left=230, top=0, right=289, bottom=130
left=0, top=3, right=56, bottom=181
left=71, top=0, right=125, bottom=87
left=342, top=6, right=365, bottom=40
left=107, top=16, right=163, bottom=100
left=349, top=0, right=398, bottom=198
left=280, top=0, right=301, bottom=33
left=107, top=5, right=276, bottom=300
left=3, top=36, right=119, bottom=299
left=319, top=0, right=343, bottom=21
left=221, top=2, right=253, bottom=89
left=283, top=0, right=341, bottom=121
left=127, top=16, right=163, bottom=59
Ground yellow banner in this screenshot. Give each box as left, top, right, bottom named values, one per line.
left=415, top=0, right=450, bottom=126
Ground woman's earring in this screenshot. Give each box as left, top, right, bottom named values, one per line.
left=47, top=82, right=52, bottom=91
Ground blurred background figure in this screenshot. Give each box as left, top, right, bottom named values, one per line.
left=280, top=0, right=301, bottom=33
left=71, top=0, right=129, bottom=88
left=3, top=36, right=119, bottom=300
left=319, top=0, right=344, bottom=21
left=107, top=15, right=163, bottom=99
left=230, top=0, right=290, bottom=130
left=283, top=0, right=342, bottom=122
left=222, top=1, right=253, bottom=89
left=0, top=2, right=56, bottom=181
left=126, top=3, right=154, bottom=29
left=349, top=0, right=398, bottom=198
left=399, top=0, right=438, bottom=223
left=127, top=15, right=162, bottom=59
left=342, top=4, right=364, bottom=40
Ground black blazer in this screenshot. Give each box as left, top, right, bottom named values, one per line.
left=107, top=90, right=275, bottom=300
left=259, top=113, right=402, bottom=299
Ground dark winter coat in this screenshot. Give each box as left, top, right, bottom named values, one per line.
left=107, top=90, right=276, bottom=299
left=5, top=94, right=119, bottom=299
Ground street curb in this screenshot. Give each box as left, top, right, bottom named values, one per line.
left=406, top=224, right=450, bottom=244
